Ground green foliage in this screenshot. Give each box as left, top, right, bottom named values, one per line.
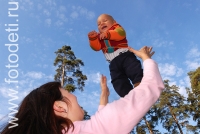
left=188, top=67, right=200, bottom=90
left=134, top=105, right=160, bottom=134
left=83, top=110, right=90, bottom=120
left=54, top=45, right=87, bottom=92
left=132, top=65, right=200, bottom=133
left=54, top=45, right=90, bottom=120
left=155, top=80, right=190, bottom=134
left=186, top=67, right=200, bottom=132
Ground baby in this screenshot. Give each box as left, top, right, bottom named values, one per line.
left=88, top=14, right=143, bottom=97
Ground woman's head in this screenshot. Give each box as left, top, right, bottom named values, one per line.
left=54, top=88, right=84, bottom=123
left=1, top=81, right=83, bottom=134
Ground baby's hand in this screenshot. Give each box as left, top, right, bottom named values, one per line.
left=99, top=32, right=108, bottom=40
left=88, top=31, right=98, bottom=37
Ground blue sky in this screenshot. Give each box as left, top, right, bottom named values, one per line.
left=0, top=0, right=200, bottom=132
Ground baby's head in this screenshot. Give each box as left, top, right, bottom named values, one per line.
left=97, top=14, right=116, bottom=33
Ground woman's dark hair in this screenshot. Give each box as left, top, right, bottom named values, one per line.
left=1, top=81, right=74, bottom=134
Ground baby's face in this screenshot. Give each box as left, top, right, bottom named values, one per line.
left=97, top=14, right=115, bottom=33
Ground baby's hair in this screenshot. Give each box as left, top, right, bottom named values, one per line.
left=105, top=14, right=115, bottom=21
left=99, top=14, right=115, bottom=21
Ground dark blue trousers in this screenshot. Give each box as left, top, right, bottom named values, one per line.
left=109, top=51, right=143, bottom=97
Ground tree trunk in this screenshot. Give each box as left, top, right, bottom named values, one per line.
left=61, top=65, right=64, bottom=87
left=167, top=104, right=183, bottom=134
left=143, top=117, right=153, bottom=134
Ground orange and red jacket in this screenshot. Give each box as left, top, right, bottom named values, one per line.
left=88, top=23, right=128, bottom=54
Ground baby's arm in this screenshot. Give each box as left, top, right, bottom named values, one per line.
left=100, top=24, right=126, bottom=41
left=88, top=31, right=102, bottom=51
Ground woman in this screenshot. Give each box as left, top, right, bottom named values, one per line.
left=1, top=46, right=164, bottom=134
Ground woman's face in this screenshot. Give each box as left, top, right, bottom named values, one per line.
left=60, top=88, right=84, bottom=122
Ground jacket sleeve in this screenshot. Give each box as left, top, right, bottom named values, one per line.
left=77, top=59, right=164, bottom=134
left=88, top=34, right=102, bottom=51
left=98, top=105, right=105, bottom=111
left=106, top=24, right=126, bottom=41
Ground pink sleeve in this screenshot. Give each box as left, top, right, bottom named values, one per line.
left=98, top=105, right=105, bottom=111
left=76, top=59, right=164, bottom=134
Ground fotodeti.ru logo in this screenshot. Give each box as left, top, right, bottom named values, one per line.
left=4, top=1, right=19, bottom=129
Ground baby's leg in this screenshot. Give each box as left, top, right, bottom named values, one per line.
left=111, top=75, right=133, bottom=97
left=124, top=51, right=143, bottom=88
left=109, top=53, right=133, bottom=97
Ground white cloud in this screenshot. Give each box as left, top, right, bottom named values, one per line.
left=20, top=36, right=32, bottom=43
left=162, top=78, right=189, bottom=98
left=178, top=85, right=188, bottom=98
left=155, top=53, right=171, bottom=61
left=66, top=31, right=73, bottom=36
left=0, top=84, right=30, bottom=101
left=37, top=3, right=42, bottom=10
left=54, top=11, right=68, bottom=27
left=0, top=70, right=54, bottom=102
left=153, top=39, right=174, bottom=47
left=70, top=6, right=95, bottom=20
left=43, top=9, right=51, bottom=16
left=44, top=0, right=56, bottom=7
left=58, top=14, right=68, bottom=22
left=59, top=5, right=67, bottom=12
left=86, top=11, right=95, bottom=20
left=0, top=113, right=8, bottom=124
left=24, top=71, right=44, bottom=79
left=161, top=76, right=174, bottom=82
left=0, top=87, right=10, bottom=98
left=168, top=80, right=177, bottom=86
left=70, top=11, right=79, bottom=19
left=79, top=7, right=95, bottom=20
left=86, top=72, right=101, bottom=84
left=19, top=0, right=34, bottom=11
left=177, top=76, right=191, bottom=97
left=182, top=2, right=192, bottom=9
left=74, top=89, right=100, bottom=115
left=45, top=19, right=51, bottom=27
left=159, top=63, right=183, bottom=77
left=185, top=60, right=200, bottom=70
left=65, top=28, right=73, bottom=36
left=179, top=76, right=190, bottom=87
left=186, top=47, right=200, bottom=58
left=176, top=68, right=184, bottom=77
left=185, top=46, right=200, bottom=70
left=21, top=71, right=53, bottom=81
left=55, top=20, right=63, bottom=26
left=36, top=64, right=49, bottom=69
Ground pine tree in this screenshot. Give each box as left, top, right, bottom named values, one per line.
left=156, top=80, right=190, bottom=134
left=54, top=45, right=87, bottom=92
left=188, top=67, right=200, bottom=90
left=54, top=45, right=90, bottom=120
left=133, top=105, right=160, bottom=134
left=186, top=67, right=200, bottom=133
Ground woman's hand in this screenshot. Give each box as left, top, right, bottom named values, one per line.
left=128, top=46, right=155, bottom=61
left=100, top=75, right=110, bottom=105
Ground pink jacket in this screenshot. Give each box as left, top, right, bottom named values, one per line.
left=65, top=59, right=164, bottom=134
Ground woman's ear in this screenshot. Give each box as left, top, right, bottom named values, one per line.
left=53, top=101, right=68, bottom=113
